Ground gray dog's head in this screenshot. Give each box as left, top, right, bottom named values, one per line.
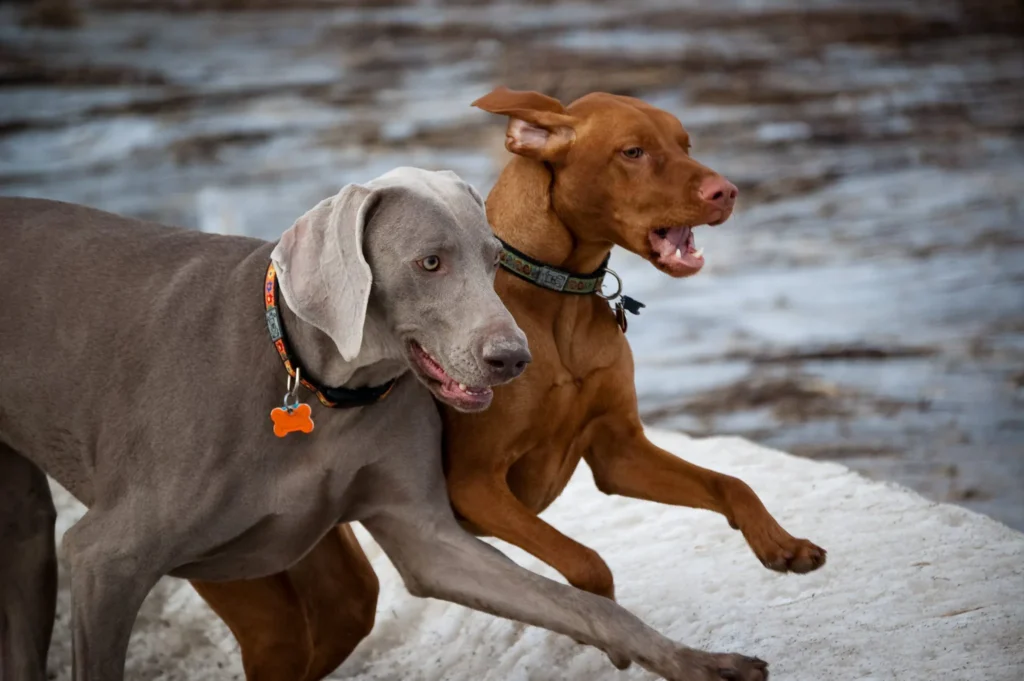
left=271, top=167, right=529, bottom=412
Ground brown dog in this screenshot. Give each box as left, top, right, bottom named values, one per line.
left=193, top=88, right=825, bottom=680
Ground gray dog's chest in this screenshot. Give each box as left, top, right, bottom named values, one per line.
left=173, top=377, right=436, bottom=581
left=168, top=421, right=368, bottom=580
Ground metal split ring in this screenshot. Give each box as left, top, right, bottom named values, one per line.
left=595, top=267, right=623, bottom=301
left=282, top=368, right=302, bottom=411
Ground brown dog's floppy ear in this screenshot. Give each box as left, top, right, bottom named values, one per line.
left=472, top=86, right=577, bottom=163
left=271, top=184, right=378, bottom=362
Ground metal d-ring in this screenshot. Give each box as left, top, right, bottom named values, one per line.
left=282, top=368, right=302, bottom=411
left=595, top=267, right=623, bottom=301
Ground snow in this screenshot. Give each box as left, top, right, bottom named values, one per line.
left=47, top=429, right=1024, bottom=680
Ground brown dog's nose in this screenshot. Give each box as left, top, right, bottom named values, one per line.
left=698, top=176, right=738, bottom=212
left=480, top=335, right=532, bottom=382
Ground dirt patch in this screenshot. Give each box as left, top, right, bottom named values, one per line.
left=169, top=131, right=273, bottom=165
left=910, top=228, right=1024, bottom=259
left=0, top=54, right=167, bottom=88
left=787, top=443, right=902, bottom=460
left=643, top=370, right=924, bottom=426
left=646, top=372, right=850, bottom=423
left=17, top=0, right=82, bottom=29
left=742, top=344, right=939, bottom=364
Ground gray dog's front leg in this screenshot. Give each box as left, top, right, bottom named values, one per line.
left=363, top=508, right=765, bottom=681
left=63, top=510, right=164, bottom=681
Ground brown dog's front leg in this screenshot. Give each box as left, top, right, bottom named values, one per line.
left=447, top=470, right=617, bottom=599
left=583, top=416, right=826, bottom=574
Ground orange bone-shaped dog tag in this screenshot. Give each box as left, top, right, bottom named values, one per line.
left=270, top=403, right=314, bottom=438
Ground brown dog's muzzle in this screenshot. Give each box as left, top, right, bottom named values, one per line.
left=697, top=175, right=739, bottom=225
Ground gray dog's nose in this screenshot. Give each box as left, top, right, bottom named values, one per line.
left=480, top=334, right=531, bottom=382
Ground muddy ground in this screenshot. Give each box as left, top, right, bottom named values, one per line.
left=2, top=0, right=1022, bottom=536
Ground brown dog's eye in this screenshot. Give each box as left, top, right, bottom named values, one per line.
left=622, top=147, right=645, bottom=159
left=419, top=256, right=441, bottom=272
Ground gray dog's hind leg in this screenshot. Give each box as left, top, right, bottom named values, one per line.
left=0, top=443, right=58, bottom=681
left=62, top=508, right=165, bottom=681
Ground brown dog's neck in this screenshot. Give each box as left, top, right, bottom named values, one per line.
left=488, top=157, right=612, bottom=275
left=275, top=294, right=406, bottom=390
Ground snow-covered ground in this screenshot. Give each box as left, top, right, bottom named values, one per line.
left=46, top=429, right=1024, bottom=680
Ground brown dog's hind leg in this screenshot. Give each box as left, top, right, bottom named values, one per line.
left=193, top=524, right=379, bottom=681
left=0, top=444, right=57, bottom=681
left=584, top=417, right=826, bottom=574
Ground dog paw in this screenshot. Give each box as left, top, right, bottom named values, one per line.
left=645, top=647, right=767, bottom=681
left=743, top=523, right=826, bottom=574
left=711, top=654, right=769, bottom=681
left=606, top=650, right=632, bottom=670
left=757, top=532, right=827, bottom=573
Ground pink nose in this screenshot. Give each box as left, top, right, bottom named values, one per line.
left=698, top=176, right=738, bottom=211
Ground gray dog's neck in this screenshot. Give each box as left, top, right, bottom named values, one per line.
left=276, top=293, right=407, bottom=390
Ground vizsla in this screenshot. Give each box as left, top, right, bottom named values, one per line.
left=193, top=89, right=825, bottom=680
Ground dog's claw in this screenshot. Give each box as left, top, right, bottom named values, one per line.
left=715, top=655, right=768, bottom=681
left=746, top=525, right=827, bottom=574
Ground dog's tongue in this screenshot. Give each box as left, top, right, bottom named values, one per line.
left=654, top=227, right=691, bottom=257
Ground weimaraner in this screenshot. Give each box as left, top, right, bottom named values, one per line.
left=0, top=166, right=767, bottom=681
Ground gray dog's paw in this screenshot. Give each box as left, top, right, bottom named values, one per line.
left=644, top=648, right=768, bottom=681
left=712, top=654, right=769, bottom=681
left=606, top=650, right=632, bottom=670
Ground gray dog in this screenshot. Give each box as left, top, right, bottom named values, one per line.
left=0, top=167, right=766, bottom=681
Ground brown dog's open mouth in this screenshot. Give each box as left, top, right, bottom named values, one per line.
left=407, top=341, right=493, bottom=411
left=649, top=226, right=705, bottom=276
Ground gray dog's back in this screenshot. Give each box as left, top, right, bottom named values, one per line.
left=0, top=198, right=275, bottom=505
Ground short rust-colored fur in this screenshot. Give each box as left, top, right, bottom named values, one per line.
left=194, top=89, right=825, bottom=680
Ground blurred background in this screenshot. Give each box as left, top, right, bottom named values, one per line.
left=1, top=0, right=1022, bottom=531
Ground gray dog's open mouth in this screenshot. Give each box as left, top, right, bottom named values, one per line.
left=407, top=341, right=493, bottom=411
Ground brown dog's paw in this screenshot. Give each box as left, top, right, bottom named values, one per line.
left=744, top=523, right=826, bottom=574
left=759, top=534, right=827, bottom=574
left=713, top=654, right=769, bottom=681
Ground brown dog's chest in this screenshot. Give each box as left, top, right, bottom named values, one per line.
left=505, top=389, right=592, bottom=513
left=502, top=307, right=631, bottom=514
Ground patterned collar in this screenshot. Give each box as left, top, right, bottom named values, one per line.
left=496, top=239, right=645, bottom=332
left=263, top=262, right=396, bottom=409
left=497, top=240, right=608, bottom=294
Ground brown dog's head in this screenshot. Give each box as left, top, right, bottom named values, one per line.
left=472, top=87, right=737, bottom=277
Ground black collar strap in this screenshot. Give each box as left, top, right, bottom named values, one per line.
left=264, top=262, right=396, bottom=409
left=497, top=239, right=608, bottom=294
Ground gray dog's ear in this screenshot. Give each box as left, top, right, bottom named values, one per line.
left=271, top=184, right=378, bottom=362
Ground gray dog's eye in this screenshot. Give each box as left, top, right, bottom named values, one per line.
left=419, top=255, right=441, bottom=272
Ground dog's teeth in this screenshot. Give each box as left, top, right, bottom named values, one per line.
left=458, top=383, right=467, bottom=391
left=675, top=248, right=682, bottom=258
left=693, top=248, right=704, bottom=258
